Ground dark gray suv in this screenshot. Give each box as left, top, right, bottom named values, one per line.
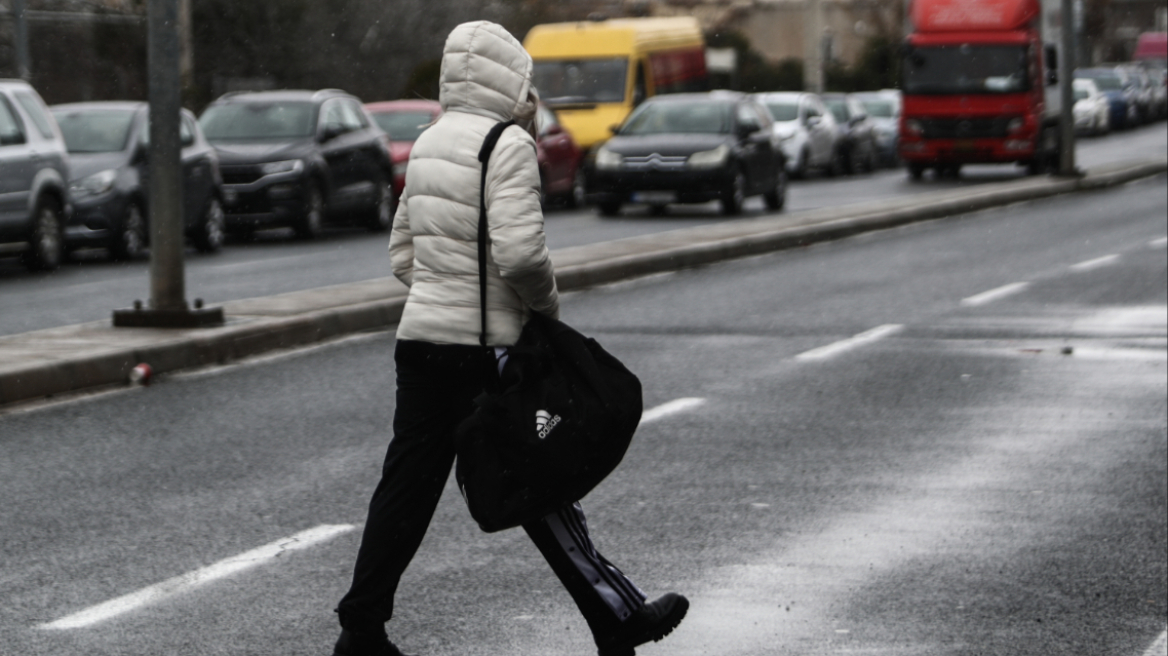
left=198, top=89, right=394, bottom=240
left=0, top=79, right=70, bottom=271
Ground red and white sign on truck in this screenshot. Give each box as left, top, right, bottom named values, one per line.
left=899, top=0, right=1065, bottom=179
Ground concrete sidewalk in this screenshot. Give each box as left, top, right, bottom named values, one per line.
left=2, top=159, right=1164, bottom=409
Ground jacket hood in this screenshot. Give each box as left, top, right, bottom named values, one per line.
left=439, top=21, right=535, bottom=123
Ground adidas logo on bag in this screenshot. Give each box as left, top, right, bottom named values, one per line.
left=535, top=409, right=562, bottom=439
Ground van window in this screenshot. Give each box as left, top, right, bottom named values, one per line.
left=0, top=98, right=27, bottom=146
left=532, top=59, right=629, bottom=105
left=14, top=91, right=56, bottom=139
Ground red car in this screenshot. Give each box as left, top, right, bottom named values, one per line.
left=364, top=99, right=442, bottom=199
left=536, top=104, right=585, bottom=207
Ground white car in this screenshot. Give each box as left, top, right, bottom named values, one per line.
left=1073, top=78, right=1110, bottom=135
left=753, top=92, right=839, bottom=178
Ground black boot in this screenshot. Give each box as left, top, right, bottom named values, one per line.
left=595, top=593, right=689, bottom=656
left=332, top=627, right=414, bottom=656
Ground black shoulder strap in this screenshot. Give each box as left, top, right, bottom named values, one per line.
left=476, top=119, right=517, bottom=347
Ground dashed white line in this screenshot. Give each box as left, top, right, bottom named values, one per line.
left=40, top=524, right=355, bottom=630
left=795, top=324, right=903, bottom=362
left=641, top=397, right=706, bottom=424
left=1142, top=629, right=1167, bottom=656
left=1150, top=237, right=1167, bottom=248
left=960, top=282, right=1030, bottom=307
left=1069, top=254, right=1120, bottom=272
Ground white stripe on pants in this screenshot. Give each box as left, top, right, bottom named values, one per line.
left=544, top=503, right=647, bottom=621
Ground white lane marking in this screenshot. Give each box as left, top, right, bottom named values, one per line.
left=40, top=524, right=355, bottom=630
left=1150, top=237, right=1167, bottom=248
left=641, top=397, right=706, bottom=424
left=1142, top=629, right=1167, bottom=656
left=960, top=282, right=1030, bottom=307
left=794, top=324, right=903, bottom=362
left=1069, top=254, right=1120, bottom=272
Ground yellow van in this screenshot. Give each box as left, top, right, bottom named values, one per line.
left=523, top=17, right=708, bottom=149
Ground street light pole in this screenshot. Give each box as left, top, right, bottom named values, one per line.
left=13, top=0, right=30, bottom=80
left=1058, top=0, right=1079, bottom=176
left=113, top=0, right=222, bottom=328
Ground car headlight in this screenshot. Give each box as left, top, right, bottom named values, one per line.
left=71, top=169, right=117, bottom=197
left=260, top=159, right=304, bottom=176
left=687, top=144, right=729, bottom=169
left=595, top=147, right=623, bottom=171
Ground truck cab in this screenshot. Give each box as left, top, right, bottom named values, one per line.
left=898, top=0, right=1064, bottom=179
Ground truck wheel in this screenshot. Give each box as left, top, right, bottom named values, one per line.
left=24, top=196, right=64, bottom=272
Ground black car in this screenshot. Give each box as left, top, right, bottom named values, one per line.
left=0, top=80, right=71, bottom=272
left=821, top=93, right=879, bottom=174
left=587, top=91, right=787, bottom=216
left=198, top=89, right=394, bottom=239
left=50, top=102, right=225, bottom=259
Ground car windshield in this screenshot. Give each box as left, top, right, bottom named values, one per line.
left=764, top=102, right=800, bottom=122
left=620, top=101, right=733, bottom=135
left=199, top=101, right=316, bottom=141
left=532, top=58, right=628, bottom=105
left=52, top=108, right=135, bottom=153
left=903, top=45, right=1030, bottom=94
left=371, top=111, right=433, bottom=141
left=858, top=99, right=896, bottom=118
left=1080, top=73, right=1124, bottom=91
left=824, top=99, right=849, bottom=123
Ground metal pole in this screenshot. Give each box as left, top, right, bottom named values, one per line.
left=13, top=0, right=30, bottom=80
left=805, top=0, right=824, bottom=92
left=147, top=0, right=186, bottom=312
left=1059, top=0, right=1078, bottom=175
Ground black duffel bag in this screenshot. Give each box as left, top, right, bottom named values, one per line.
left=454, top=121, right=643, bottom=533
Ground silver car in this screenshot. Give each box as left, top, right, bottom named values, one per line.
left=753, top=92, right=840, bottom=178
left=0, top=79, right=71, bottom=271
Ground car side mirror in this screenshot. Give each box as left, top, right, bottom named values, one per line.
left=319, top=124, right=344, bottom=142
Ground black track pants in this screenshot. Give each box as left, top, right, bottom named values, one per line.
left=336, top=340, right=645, bottom=639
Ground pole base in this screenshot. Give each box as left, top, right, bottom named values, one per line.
left=112, top=305, right=225, bottom=328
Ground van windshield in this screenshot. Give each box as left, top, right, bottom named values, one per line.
left=533, top=58, right=628, bottom=105
left=903, top=45, right=1030, bottom=94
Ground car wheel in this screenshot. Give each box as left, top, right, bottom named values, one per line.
left=295, top=182, right=324, bottom=239
left=193, top=197, right=225, bottom=253
left=826, top=148, right=845, bottom=177
left=366, top=178, right=393, bottom=233
left=907, top=162, right=926, bottom=181
left=567, top=168, right=586, bottom=208
left=764, top=166, right=787, bottom=211
left=846, top=146, right=862, bottom=175
left=111, top=201, right=147, bottom=261
left=721, top=169, right=746, bottom=215
left=597, top=200, right=622, bottom=217
left=24, top=196, right=64, bottom=272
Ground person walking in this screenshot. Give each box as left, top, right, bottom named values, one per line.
left=332, top=20, right=688, bottom=656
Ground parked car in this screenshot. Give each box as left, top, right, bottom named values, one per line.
left=535, top=104, right=584, bottom=207
left=850, top=89, right=901, bottom=166
left=1071, top=79, right=1110, bottom=135
left=1076, top=68, right=1138, bottom=129
left=753, top=91, right=839, bottom=178
left=586, top=91, right=786, bottom=216
left=0, top=79, right=70, bottom=271
left=821, top=93, right=879, bottom=174
left=198, top=89, right=394, bottom=239
left=50, top=101, right=224, bottom=259
left=363, top=99, right=441, bottom=200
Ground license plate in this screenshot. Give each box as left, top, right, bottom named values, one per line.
left=953, top=140, right=976, bottom=151
left=632, top=191, right=676, bottom=204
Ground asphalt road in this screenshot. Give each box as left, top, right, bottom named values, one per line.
left=0, top=122, right=1165, bottom=337
left=0, top=172, right=1164, bottom=655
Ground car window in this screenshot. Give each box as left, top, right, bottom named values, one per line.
left=736, top=103, right=761, bottom=131
left=320, top=100, right=349, bottom=133
left=200, top=101, right=316, bottom=141
left=371, top=110, right=434, bottom=141
left=13, top=91, right=56, bottom=140
left=620, top=101, right=733, bottom=135
left=341, top=100, right=368, bottom=130
left=0, top=97, right=28, bottom=146
left=764, top=102, right=800, bottom=122
left=824, top=99, right=849, bottom=123
left=53, top=107, right=136, bottom=153
left=181, top=115, right=196, bottom=146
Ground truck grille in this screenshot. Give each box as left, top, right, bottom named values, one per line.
left=921, top=117, right=1013, bottom=139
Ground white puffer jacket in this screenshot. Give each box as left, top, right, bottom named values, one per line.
left=389, top=21, right=559, bottom=347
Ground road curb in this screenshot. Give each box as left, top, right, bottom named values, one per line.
left=1, top=159, right=1164, bottom=408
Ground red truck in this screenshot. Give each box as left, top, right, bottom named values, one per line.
left=899, top=0, right=1065, bottom=179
